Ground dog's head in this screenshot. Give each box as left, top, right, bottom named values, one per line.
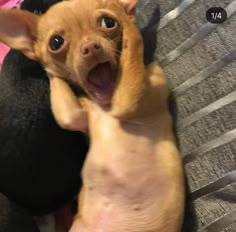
left=0, top=0, right=138, bottom=107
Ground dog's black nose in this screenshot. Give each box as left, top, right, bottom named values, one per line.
left=80, top=41, right=101, bottom=57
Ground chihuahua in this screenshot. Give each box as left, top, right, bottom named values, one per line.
left=0, top=0, right=185, bottom=231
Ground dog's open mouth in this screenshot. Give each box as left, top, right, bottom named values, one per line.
left=86, top=62, right=117, bottom=106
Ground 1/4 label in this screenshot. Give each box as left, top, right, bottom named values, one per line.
left=206, top=7, right=227, bottom=24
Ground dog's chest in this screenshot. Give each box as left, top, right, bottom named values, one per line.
left=82, top=108, right=162, bottom=202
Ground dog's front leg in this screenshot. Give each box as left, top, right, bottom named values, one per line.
left=49, top=77, right=88, bottom=133
left=111, top=17, right=149, bottom=119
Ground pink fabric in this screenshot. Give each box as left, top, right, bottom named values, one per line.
left=55, top=203, right=75, bottom=231
left=0, top=0, right=21, bottom=8
left=0, top=43, right=9, bottom=67
left=0, top=0, right=23, bottom=71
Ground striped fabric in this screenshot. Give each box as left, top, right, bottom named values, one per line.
left=137, top=0, right=236, bottom=231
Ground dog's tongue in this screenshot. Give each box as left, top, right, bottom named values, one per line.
left=88, top=62, right=113, bottom=90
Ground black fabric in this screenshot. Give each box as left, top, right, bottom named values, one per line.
left=0, top=0, right=88, bottom=216
left=0, top=193, right=39, bottom=232
left=20, top=0, right=62, bottom=13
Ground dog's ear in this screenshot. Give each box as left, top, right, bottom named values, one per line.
left=119, top=0, right=138, bottom=17
left=0, top=9, right=39, bottom=60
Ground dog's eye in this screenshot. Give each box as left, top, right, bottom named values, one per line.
left=100, top=17, right=117, bottom=29
left=49, top=35, right=65, bottom=51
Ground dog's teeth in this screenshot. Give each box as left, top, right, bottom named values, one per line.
left=94, top=92, right=106, bottom=100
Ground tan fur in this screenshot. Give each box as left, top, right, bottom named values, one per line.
left=0, top=0, right=185, bottom=231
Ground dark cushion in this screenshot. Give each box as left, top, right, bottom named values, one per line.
left=0, top=0, right=88, bottom=215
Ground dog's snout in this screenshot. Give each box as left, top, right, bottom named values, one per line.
left=80, top=41, right=101, bottom=57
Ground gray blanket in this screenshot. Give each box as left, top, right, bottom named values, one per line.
left=137, top=0, right=236, bottom=231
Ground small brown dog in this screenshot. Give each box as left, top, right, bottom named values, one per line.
left=0, top=0, right=185, bottom=231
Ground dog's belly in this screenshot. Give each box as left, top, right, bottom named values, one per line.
left=75, top=110, right=183, bottom=232
left=73, top=201, right=163, bottom=232
left=73, top=191, right=180, bottom=232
